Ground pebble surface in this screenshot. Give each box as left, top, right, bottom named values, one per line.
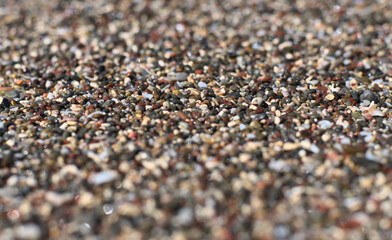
left=1, top=0, right=392, bottom=239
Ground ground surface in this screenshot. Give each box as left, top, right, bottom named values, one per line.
left=1, top=0, right=392, bottom=239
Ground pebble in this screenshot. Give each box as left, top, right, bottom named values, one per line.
left=283, top=142, right=299, bottom=151
left=45, top=191, right=73, bottom=206
left=14, top=224, right=41, bottom=240
left=318, top=120, right=333, bottom=129
left=360, top=90, right=379, bottom=103
left=142, top=92, right=153, bottom=100
left=325, top=93, right=334, bottom=101
left=0, top=97, right=10, bottom=108
left=172, top=208, right=193, bottom=226
left=88, top=171, right=117, bottom=185
left=198, top=82, right=208, bottom=89
left=168, top=72, right=188, bottom=81
left=269, top=160, right=287, bottom=172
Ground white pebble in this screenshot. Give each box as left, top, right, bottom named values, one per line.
left=198, top=82, right=207, bottom=88
left=269, top=160, right=287, bottom=172
left=142, top=92, right=153, bottom=100
left=47, top=92, right=54, bottom=100
left=173, top=208, right=193, bottom=226
left=14, top=224, right=41, bottom=240
left=88, top=171, right=117, bottom=185
left=318, top=120, right=332, bottom=129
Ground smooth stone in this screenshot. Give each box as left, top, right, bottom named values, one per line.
left=142, top=92, right=153, bottom=100
left=318, top=120, right=333, bottom=129
left=88, top=171, right=117, bottom=185
left=168, top=72, right=188, bottom=81
left=360, top=90, right=378, bottom=103
left=14, top=224, right=41, bottom=240
left=198, top=82, right=207, bottom=89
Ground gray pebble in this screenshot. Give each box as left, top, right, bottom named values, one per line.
left=360, top=90, right=379, bottom=102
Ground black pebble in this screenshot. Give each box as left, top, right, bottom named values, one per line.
left=0, top=97, right=11, bottom=108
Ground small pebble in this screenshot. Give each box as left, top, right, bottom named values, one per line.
left=318, top=120, right=333, bottom=129
left=360, top=90, right=379, bottom=103
left=14, top=224, right=41, bottom=240
left=198, top=82, right=208, bottom=89
left=88, top=171, right=117, bottom=185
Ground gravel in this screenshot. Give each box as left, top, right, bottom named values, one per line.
left=1, top=0, right=392, bottom=239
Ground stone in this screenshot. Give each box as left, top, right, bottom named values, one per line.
left=360, top=90, right=379, bottom=103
